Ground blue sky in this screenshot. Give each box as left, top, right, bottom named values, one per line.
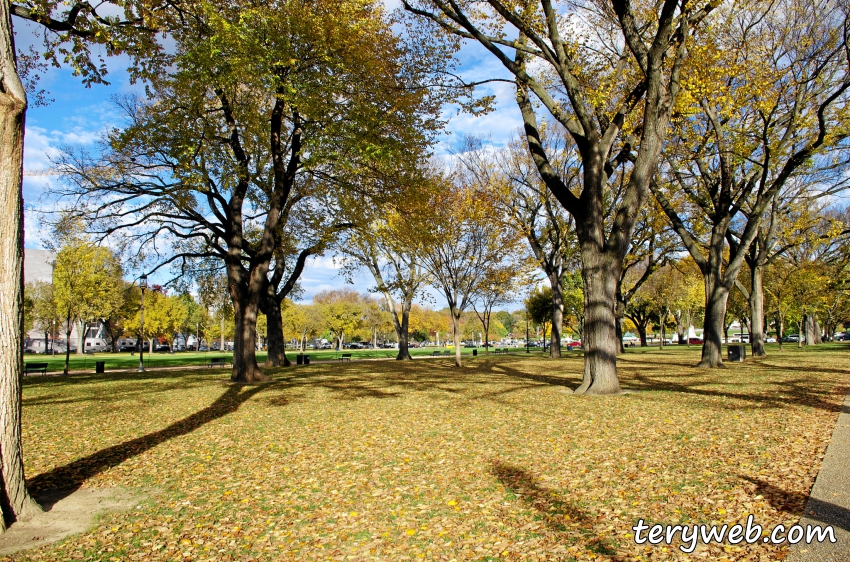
left=15, top=13, right=526, bottom=307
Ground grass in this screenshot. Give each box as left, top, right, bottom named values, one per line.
left=22, top=346, right=545, bottom=373
left=11, top=343, right=850, bottom=561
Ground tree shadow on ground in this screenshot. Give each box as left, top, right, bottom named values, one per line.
left=622, top=368, right=846, bottom=413
left=489, top=459, right=626, bottom=559
left=27, top=384, right=266, bottom=500
left=740, top=475, right=850, bottom=533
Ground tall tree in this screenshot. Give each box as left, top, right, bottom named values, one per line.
left=2, top=0, right=172, bottom=529
left=650, top=0, right=850, bottom=366
left=414, top=175, right=522, bottom=367
left=57, top=0, right=434, bottom=382
left=404, top=0, right=718, bottom=393
left=52, top=239, right=124, bottom=373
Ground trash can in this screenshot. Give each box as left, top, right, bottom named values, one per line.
left=303, top=355, right=310, bottom=365
left=296, top=354, right=304, bottom=365
left=728, top=344, right=746, bottom=362
left=95, top=361, right=105, bottom=373
left=472, top=348, right=477, bottom=356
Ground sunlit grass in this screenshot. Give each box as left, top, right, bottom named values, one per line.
left=13, top=344, right=849, bottom=560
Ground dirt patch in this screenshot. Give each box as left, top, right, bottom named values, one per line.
left=0, top=488, right=144, bottom=556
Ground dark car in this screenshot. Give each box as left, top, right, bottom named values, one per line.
left=154, top=343, right=170, bottom=353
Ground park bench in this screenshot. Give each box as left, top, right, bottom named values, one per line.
left=24, top=362, right=48, bottom=376
left=442, top=351, right=451, bottom=356
left=206, top=357, right=231, bottom=367
left=431, top=351, right=441, bottom=357
left=339, top=353, right=352, bottom=362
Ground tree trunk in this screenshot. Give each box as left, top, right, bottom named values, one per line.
left=749, top=264, right=766, bottom=356
left=776, top=314, right=784, bottom=351
left=63, top=309, right=72, bottom=376
left=262, top=296, right=288, bottom=367
left=549, top=279, right=563, bottom=358
left=636, top=323, right=648, bottom=347
left=574, top=246, right=622, bottom=395
left=699, top=283, right=729, bottom=368
left=658, top=310, right=666, bottom=350
left=0, top=4, right=42, bottom=528
left=804, top=314, right=821, bottom=345
left=450, top=308, right=462, bottom=368
left=396, top=304, right=412, bottom=360
left=230, top=295, right=268, bottom=383
left=798, top=319, right=804, bottom=348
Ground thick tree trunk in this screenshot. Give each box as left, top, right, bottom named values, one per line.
left=396, top=306, right=412, bottom=360
left=549, top=279, right=563, bottom=358
left=230, top=296, right=268, bottom=383
left=263, top=298, right=288, bottom=367
left=776, top=315, right=784, bottom=351
left=699, top=284, right=729, bottom=368
left=804, top=314, right=821, bottom=345
left=574, top=246, right=622, bottom=395
left=749, top=264, right=766, bottom=356
left=0, top=7, right=42, bottom=528
left=636, top=323, right=648, bottom=347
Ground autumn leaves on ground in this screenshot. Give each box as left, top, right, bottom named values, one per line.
left=10, top=346, right=849, bottom=561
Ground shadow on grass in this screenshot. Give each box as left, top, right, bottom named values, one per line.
left=620, top=365, right=846, bottom=413
left=22, top=371, right=226, bottom=407
left=27, top=384, right=266, bottom=500
left=490, top=460, right=624, bottom=558
left=742, top=475, right=850, bottom=533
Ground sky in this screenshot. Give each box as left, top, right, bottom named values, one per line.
left=15, top=10, right=530, bottom=308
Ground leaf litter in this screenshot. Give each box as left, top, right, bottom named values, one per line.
left=7, top=346, right=849, bottom=561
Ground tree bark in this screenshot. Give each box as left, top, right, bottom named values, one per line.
left=450, top=307, right=462, bottom=368
left=63, top=308, right=72, bottom=375
left=804, top=314, right=820, bottom=346
left=699, top=283, right=729, bottom=368
left=749, top=264, right=766, bottom=356
left=0, top=2, right=42, bottom=527
left=574, top=243, right=622, bottom=395
left=395, top=302, right=412, bottom=360
left=262, top=297, right=288, bottom=367
left=549, top=279, right=564, bottom=358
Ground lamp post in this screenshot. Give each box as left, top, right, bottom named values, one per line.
left=138, top=274, right=148, bottom=372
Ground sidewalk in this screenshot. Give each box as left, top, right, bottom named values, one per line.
left=787, top=390, right=850, bottom=561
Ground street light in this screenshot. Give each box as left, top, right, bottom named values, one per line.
left=138, top=274, right=148, bottom=372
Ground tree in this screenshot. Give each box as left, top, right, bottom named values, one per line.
left=315, top=289, right=364, bottom=351
left=338, top=186, right=432, bottom=360
left=1, top=0, right=180, bottom=529
left=57, top=0, right=435, bottom=383
left=471, top=266, right=519, bottom=354
left=52, top=239, right=123, bottom=373
left=404, top=0, right=719, bottom=393
left=526, top=286, right=554, bottom=350
left=24, top=280, right=59, bottom=354
left=282, top=302, right=323, bottom=352
left=650, top=0, right=850, bottom=367
left=414, top=175, right=521, bottom=367
left=457, top=133, right=579, bottom=358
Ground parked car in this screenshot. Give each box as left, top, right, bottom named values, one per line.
left=566, top=340, right=582, bottom=350
left=688, top=337, right=703, bottom=344
left=781, top=334, right=803, bottom=343
left=836, top=333, right=850, bottom=341
left=154, top=343, right=170, bottom=353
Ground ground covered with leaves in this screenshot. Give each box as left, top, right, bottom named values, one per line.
left=9, top=345, right=849, bottom=561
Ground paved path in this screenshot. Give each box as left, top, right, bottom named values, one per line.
left=788, top=391, right=850, bottom=562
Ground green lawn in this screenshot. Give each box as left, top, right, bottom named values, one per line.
left=11, top=344, right=850, bottom=560
left=23, top=345, right=546, bottom=373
